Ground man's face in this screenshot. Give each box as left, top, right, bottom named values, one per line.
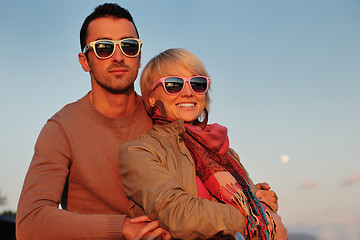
left=81, top=17, right=141, bottom=94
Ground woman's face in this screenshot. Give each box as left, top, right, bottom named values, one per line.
left=149, top=69, right=206, bottom=123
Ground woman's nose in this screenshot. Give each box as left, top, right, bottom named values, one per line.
left=181, top=82, right=193, bottom=96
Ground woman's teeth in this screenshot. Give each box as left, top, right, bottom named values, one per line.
left=177, top=103, right=195, bottom=108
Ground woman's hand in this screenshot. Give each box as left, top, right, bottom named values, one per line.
left=255, top=182, right=279, bottom=212
left=130, top=215, right=172, bottom=240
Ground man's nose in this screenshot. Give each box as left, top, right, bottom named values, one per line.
left=112, top=45, right=125, bottom=62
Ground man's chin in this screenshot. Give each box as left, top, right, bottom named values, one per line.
left=97, top=81, right=134, bottom=95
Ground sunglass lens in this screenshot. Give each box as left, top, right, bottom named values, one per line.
left=95, top=41, right=114, bottom=58
left=164, top=77, right=184, bottom=94
left=190, top=77, right=208, bottom=93
left=121, top=39, right=140, bottom=56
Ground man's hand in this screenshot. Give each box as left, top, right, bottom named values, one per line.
left=123, top=215, right=171, bottom=240
left=271, top=212, right=289, bottom=240
left=255, top=182, right=279, bottom=212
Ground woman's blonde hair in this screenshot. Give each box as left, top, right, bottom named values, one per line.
left=140, top=48, right=211, bottom=115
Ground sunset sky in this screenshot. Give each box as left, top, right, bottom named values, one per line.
left=0, top=1, right=359, bottom=239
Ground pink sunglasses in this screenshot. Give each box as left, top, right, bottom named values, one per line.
left=151, top=76, right=210, bottom=95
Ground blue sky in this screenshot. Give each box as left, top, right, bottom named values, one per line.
left=0, top=1, right=359, bottom=239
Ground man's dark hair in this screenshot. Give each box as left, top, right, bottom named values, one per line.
left=80, top=3, right=139, bottom=51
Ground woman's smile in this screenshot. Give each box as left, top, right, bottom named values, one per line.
left=176, top=102, right=196, bottom=108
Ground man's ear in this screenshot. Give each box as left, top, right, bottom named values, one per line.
left=78, top=53, right=91, bottom=72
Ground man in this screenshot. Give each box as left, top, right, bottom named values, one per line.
left=17, top=4, right=154, bottom=239
left=17, top=3, right=279, bottom=240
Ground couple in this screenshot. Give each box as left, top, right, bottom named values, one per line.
left=16, top=3, right=287, bottom=240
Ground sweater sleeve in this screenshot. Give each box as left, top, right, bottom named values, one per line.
left=119, top=139, right=248, bottom=240
left=16, top=120, right=125, bottom=240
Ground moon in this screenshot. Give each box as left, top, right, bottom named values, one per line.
left=281, top=154, right=290, bottom=164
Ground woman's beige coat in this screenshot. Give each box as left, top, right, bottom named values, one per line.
left=119, top=120, right=260, bottom=239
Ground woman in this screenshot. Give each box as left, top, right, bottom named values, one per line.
left=119, top=48, right=288, bottom=239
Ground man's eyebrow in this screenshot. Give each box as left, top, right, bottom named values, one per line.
left=94, top=37, right=111, bottom=41
left=95, top=36, right=137, bottom=41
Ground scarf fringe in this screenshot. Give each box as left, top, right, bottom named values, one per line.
left=222, top=184, right=271, bottom=240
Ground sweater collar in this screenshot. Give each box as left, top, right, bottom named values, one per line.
left=80, top=92, right=150, bottom=128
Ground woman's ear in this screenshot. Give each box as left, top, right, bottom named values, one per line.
left=148, top=94, right=156, bottom=107
left=78, top=53, right=91, bottom=72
